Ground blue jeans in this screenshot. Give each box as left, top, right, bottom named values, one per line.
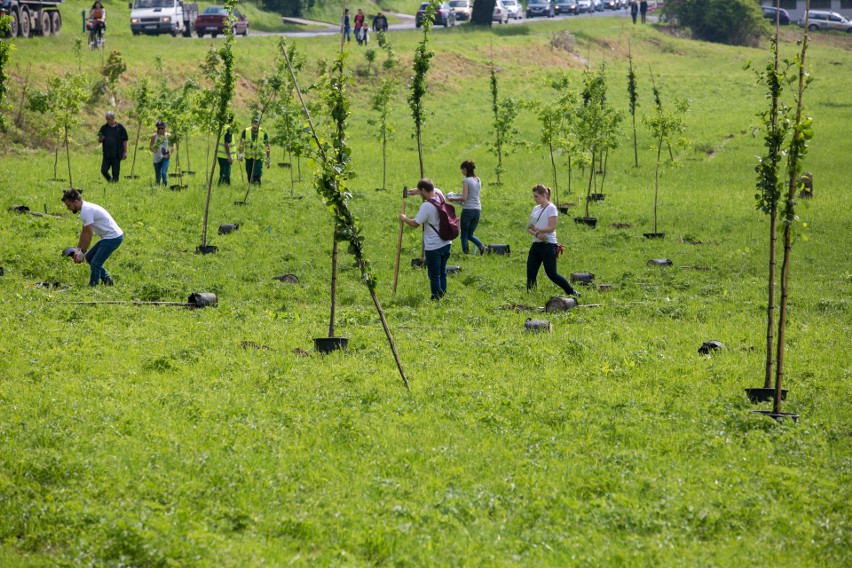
left=154, top=158, right=170, bottom=186
left=85, top=234, right=123, bottom=286
left=425, top=244, right=451, bottom=300
left=460, top=209, right=484, bottom=254
left=527, top=242, right=576, bottom=295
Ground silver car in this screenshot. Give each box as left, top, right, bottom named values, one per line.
left=503, top=0, right=523, bottom=19
left=492, top=0, right=510, bottom=23
left=798, top=10, right=852, bottom=32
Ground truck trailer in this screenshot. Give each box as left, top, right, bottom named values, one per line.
left=1, top=0, right=63, bottom=38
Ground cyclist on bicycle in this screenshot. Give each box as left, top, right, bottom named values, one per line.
left=89, top=1, right=106, bottom=47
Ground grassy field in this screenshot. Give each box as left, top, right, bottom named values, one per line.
left=1, top=9, right=851, bottom=567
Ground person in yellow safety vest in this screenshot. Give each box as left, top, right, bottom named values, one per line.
left=217, top=115, right=234, bottom=185
left=238, top=116, right=270, bottom=185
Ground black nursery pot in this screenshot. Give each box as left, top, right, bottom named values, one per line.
left=752, top=409, right=799, bottom=423
left=196, top=245, right=218, bottom=255
left=314, top=337, right=349, bottom=353
left=647, top=258, right=673, bottom=267
left=570, top=272, right=595, bottom=285
left=487, top=244, right=511, bottom=255
left=745, top=388, right=789, bottom=403
left=188, top=292, right=218, bottom=308
left=588, top=193, right=605, bottom=201
left=574, top=217, right=598, bottom=228
left=218, top=224, right=239, bottom=235
left=411, top=258, right=424, bottom=268
left=643, top=232, right=665, bottom=239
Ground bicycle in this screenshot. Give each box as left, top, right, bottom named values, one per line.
left=87, top=20, right=105, bottom=49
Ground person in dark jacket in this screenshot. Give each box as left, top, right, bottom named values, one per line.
left=639, top=0, right=648, bottom=23
left=97, top=111, right=128, bottom=182
left=630, top=1, right=638, bottom=24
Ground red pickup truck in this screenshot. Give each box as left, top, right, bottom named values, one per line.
left=195, top=5, right=248, bottom=38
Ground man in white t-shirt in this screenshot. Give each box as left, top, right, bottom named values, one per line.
left=400, top=178, right=452, bottom=300
left=61, top=189, right=125, bottom=286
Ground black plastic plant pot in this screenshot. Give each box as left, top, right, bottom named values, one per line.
left=487, top=244, right=510, bottom=255
left=556, top=203, right=576, bottom=214
left=196, top=245, right=218, bottom=255
left=314, top=337, right=348, bottom=353
left=411, top=258, right=424, bottom=268
left=643, top=232, right=665, bottom=239
left=272, top=273, right=299, bottom=283
left=278, top=162, right=291, bottom=168
left=752, top=409, right=799, bottom=423
left=574, top=217, right=598, bottom=228
left=62, top=247, right=77, bottom=257
left=545, top=297, right=577, bottom=312
left=570, top=272, right=595, bottom=285
left=188, top=292, right=218, bottom=308
left=447, top=265, right=462, bottom=274
left=524, top=318, right=552, bottom=332
left=647, top=258, right=673, bottom=267
left=124, top=175, right=140, bottom=180
left=698, top=340, right=725, bottom=355
left=588, top=193, right=605, bottom=201
left=218, top=224, right=239, bottom=235
left=745, top=388, right=788, bottom=404
left=169, top=184, right=185, bottom=191
left=184, top=170, right=196, bottom=176
left=10, top=205, right=30, bottom=213
left=233, top=200, right=247, bottom=206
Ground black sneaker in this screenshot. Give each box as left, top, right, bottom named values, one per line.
left=101, top=277, right=114, bottom=286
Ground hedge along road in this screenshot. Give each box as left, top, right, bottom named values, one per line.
left=238, top=7, right=641, bottom=39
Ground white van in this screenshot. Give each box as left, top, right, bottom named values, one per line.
left=129, top=0, right=197, bottom=37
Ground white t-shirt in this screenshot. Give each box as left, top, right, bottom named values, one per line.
left=152, top=133, right=170, bottom=163
left=414, top=189, right=452, bottom=251
left=80, top=201, right=123, bottom=240
left=529, top=203, right=558, bottom=244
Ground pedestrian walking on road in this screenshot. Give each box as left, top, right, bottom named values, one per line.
left=62, top=189, right=124, bottom=287
left=639, top=0, right=648, bottom=23
left=630, top=1, right=638, bottom=24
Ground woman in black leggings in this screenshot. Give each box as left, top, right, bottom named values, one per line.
left=526, top=184, right=580, bottom=298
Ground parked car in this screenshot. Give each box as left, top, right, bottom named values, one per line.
left=526, top=0, right=555, bottom=18
left=416, top=1, right=456, bottom=27
left=503, top=0, right=523, bottom=19
left=448, top=0, right=472, bottom=21
left=195, top=5, right=248, bottom=37
left=761, top=6, right=791, bottom=25
left=576, top=0, right=593, bottom=12
left=601, top=0, right=620, bottom=9
left=555, top=0, right=578, bottom=15
left=798, top=10, right=852, bottom=32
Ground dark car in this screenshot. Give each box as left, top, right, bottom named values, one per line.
left=195, top=5, right=248, bottom=38
left=761, top=6, right=791, bottom=25
left=416, top=2, right=457, bottom=27
left=527, top=0, right=555, bottom=18
left=555, top=0, right=579, bottom=15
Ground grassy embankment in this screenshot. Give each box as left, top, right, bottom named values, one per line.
left=1, top=12, right=850, bottom=566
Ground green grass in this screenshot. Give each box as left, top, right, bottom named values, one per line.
left=1, top=13, right=851, bottom=567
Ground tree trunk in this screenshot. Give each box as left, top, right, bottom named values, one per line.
left=632, top=112, right=639, bottom=167
left=548, top=143, right=559, bottom=206
left=129, top=120, right=142, bottom=178
left=201, top=126, right=223, bottom=248
left=328, top=236, right=338, bottom=338
left=585, top=149, right=595, bottom=218
left=653, top=137, right=662, bottom=234
left=64, top=126, right=73, bottom=188
left=764, top=206, right=777, bottom=389
left=381, top=127, right=387, bottom=190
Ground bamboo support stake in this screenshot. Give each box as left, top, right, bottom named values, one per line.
left=392, top=196, right=407, bottom=296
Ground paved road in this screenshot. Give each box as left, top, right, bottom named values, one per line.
left=249, top=8, right=637, bottom=38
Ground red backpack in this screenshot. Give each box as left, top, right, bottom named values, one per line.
left=428, top=197, right=460, bottom=241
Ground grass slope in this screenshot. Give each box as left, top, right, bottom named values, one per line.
left=1, top=14, right=851, bottom=567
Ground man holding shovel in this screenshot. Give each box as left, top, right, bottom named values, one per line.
left=62, top=189, right=124, bottom=286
